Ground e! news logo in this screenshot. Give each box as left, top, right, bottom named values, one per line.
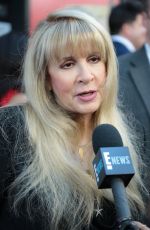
left=93, top=159, right=103, bottom=182
left=103, top=151, right=131, bottom=170
left=103, top=152, right=112, bottom=170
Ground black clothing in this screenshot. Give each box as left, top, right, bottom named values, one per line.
left=0, top=106, right=118, bottom=230
left=0, top=31, right=28, bottom=103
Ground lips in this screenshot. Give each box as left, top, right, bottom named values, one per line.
left=77, top=90, right=96, bottom=96
left=76, top=90, right=97, bottom=102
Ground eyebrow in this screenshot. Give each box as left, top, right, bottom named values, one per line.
left=62, top=52, right=100, bottom=59
left=62, top=56, right=74, bottom=60
left=59, top=52, right=101, bottom=62
left=60, top=56, right=75, bottom=62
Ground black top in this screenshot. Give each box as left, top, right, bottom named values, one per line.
left=0, top=106, right=144, bottom=230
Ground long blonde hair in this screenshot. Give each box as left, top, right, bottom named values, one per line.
left=11, top=7, right=145, bottom=229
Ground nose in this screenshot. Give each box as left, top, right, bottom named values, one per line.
left=77, top=63, right=94, bottom=84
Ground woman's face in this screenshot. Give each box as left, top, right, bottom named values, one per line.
left=48, top=51, right=107, bottom=116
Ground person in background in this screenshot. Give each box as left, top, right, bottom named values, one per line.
left=0, top=32, right=27, bottom=107
left=0, top=21, right=27, bottom=107
left=108, top=1, right=146, bottom=57
left=118, top=0, right=150, bottom=227
left=0, top=7, right=149, bottom=230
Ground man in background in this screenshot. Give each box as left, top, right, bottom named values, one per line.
left=118, top=0, right=150, bottom=226
left=108, top=1, right=146, bottom=56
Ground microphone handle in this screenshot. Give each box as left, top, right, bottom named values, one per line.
left=118, top=219, right=139, bottom=230
left=111, top=178, right=139, bottom=230
left=111, top=177, right=131, bottom=223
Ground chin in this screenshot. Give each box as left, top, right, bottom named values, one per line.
left=79, top=106, right=100, bottom=115
left=72, top=101, right=101, bottom=114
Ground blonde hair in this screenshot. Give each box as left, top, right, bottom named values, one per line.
left=11, top=7, right=145, bottom=229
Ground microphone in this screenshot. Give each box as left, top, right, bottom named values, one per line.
left=92, top=124, right=139, bottom=230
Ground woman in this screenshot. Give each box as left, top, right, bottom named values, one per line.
left=0, top=7, right=149, bottom=230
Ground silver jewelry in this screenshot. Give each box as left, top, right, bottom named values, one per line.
left=95, top=208, right=103, bottom=217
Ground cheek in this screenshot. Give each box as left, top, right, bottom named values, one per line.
left=51, top=78, right=71, bottom=97
left=98, top=66, right=107, bottom=86
left=102, top=70, right=107, bottom=83
left=48, top=67, right=71, bottom=94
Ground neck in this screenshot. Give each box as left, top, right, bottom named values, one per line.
left=76, top=114, right=93, bottom=146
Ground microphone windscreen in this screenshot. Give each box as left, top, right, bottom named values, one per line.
left=92, top=124, right=123, bottom=154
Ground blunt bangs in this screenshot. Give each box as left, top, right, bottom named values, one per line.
left=46, top=18, right=108, bottom=65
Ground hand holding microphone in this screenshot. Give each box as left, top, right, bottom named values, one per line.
left=134, top=222, right=150, bottom=230
left=92, top=124, right=139, bottom=230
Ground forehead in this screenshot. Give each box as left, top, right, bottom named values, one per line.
left=56, top=40, right=102, bottom=60
left=47, top=19, right=107, bottom=64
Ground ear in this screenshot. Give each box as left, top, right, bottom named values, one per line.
left=121, top=23, right=132, bottom=37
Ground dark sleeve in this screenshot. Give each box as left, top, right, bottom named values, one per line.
left=91, top=199, right=117, bottom=230
left=0, top=106, right=25, bottom=201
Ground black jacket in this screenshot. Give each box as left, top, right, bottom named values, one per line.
left=0, top=106, right=118, bottom=230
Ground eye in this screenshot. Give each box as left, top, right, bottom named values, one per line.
left=60, top=61, right=75, bottom=69
left=88, top=55, right=101, bottom=63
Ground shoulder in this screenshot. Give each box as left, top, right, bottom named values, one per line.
left=118, top=46, right=146, bottom=69
left=118, top=52, right=133, bottom=68
left=0, top=106, right=27, bottom=200
left=0, top=105, right=24, bottom=124
left=118, top=52, right=136, bottom=82
left=113, top=41, right=130, bottom=56
left=0, top=105, right=25, bottom=145
left=0, top=105, right=30, bottom=171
